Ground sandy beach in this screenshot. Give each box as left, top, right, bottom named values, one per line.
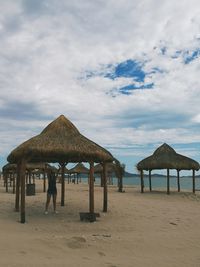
left=1, top=178, right=200, bottom=267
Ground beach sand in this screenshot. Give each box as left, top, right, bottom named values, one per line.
left=1, top=178, right=200, bottom=267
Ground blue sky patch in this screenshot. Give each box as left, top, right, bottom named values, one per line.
left=184, top=49, right=200, bottom=64
left=105, top=59, right=145, bottom=82
left=160, top=46, right=167, bottom=55
left=83, top=59, right=164, bottom=96
left=119, top=83, right=154, bottom=95
left=84, top=59, right=165, bottom=83
left=170, top=49, right=200, bottom=63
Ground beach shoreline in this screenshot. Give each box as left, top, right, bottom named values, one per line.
left=1, top=178, right=200, bottom=267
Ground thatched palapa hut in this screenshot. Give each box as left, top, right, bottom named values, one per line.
left=2, top=162, right=56, bottom=194
left=7, top=115, right=114, bottom=223
left=94, top=160, right=125, bottom=192
left=68, top=163, right=89, bottom=184
left=56, top=166, right=69, bottom=183
left=137, top=143, right=200, bottom=194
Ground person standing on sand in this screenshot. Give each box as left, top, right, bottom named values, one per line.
left=45, top=169, right=58, bottom=214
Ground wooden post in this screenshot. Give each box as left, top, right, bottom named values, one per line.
left=141, top=170, right=144, bottom=193
left=89, top=162, right=94, bottom=214
left=149, top=170, right=152, bottom=191
left=28, top=171, right=31, bottom=184
left=118, top=175, right=123, bottom=192
left=25, top=172, right=28, bottom=184
left=43, top=170, right=46, bottom=192
left=102, top=162, right=107, bottom=212
left=20, top=159, right=26, bottom=223
left=13, top=173, right=16, bottom=194
left=5, top=173, right=8, bottom=192
left=192, top=169, right=195, bottom=194
left=118, top=165, right=123, bottom=193
left=61, top=163, right=66, bottom=206
left=177, top=170, right=180, bottom=192
left=100, top=173, right=103, bottom=187
left=167, top=169, right=170, bottom=195
left=15, top=164, right=21, bottom=212
left=33, top=172, right=35, bottom=184
left=3, top=172, right=5, bottom=187
left=9, top=173, right=12, bottom=186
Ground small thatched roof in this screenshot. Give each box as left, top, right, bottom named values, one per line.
left=94, top=160, right=125, bottom=178
left=57, top=166, right=69, bottom=174
left=68, top=163, right=89, bottom=174
left=2, top=162, right=55, bottom=172
left=137, top=143, right=200, bottom=171
left=7, top=115, right=114, bottom=164
left=94, top=163, right=116, bottom=173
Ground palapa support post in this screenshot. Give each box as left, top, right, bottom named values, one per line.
left=167, top=169, right=170, bottom=195
left=61, top=162, right=66, bottom=206
left=100, top=173, right=103, bottom=187
left=25, top=172, right=28, bottom=184
left=20, top=159, right=26, bottom=223
left=177, top=170, right=180, bottom=192
left=89, top=162, right=95, bottom=215
left=118, top=163, right=124, bottom=193
left=10, top=173, right=12, bottom=187
left=140, top=170, right=144, bottom=193
left=3, top=172, right=5, bottom=187
left=192, top=169, right=195, bottom=194
left=15, top=163, right=21, bottom=212
left=43, top=169, right=46, bottom=192
left=33, top=172, right=35, bottom=184
left=13, top=173, right=16, bottom=194
left=149, top=170, right=152, bottom=192
left=5, top=173, right=8, bottom=192
left=103, top=162, right=107, bottom=212
left=118, top=175, right=123, bottom=192
left=28, top=171, right=31, bottom=184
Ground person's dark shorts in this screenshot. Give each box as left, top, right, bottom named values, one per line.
left=47, top=188, right=57, bottom=195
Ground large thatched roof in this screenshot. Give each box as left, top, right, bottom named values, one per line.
left=68, top=163, right=89, bottom=174
left=7, top=115, right=114, bottom=164
left=137, top=143, right=200, bottom=171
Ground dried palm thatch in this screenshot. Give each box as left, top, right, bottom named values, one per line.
left=7, top=115, right=114, bottom=164
left=94, top=162, right=116, bottom=175
left=3, top=162, right=55, bottom=172
left=2, top=163, right=16, bottom=172
left=7, top=115, right=114, bottom=223
left=68, top=163, right=89, bottom=174
left=137, top=143, right=200, bottom=171
left=2, top=162, right=55, bottom=195
left=94, top=159, right=124, bottom=176
left=94, top=160, right=124, bottom=191
left=57, top=166, right=69, bottom=174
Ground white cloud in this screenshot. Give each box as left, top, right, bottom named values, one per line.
left=0, top=0, right=200, bottom=171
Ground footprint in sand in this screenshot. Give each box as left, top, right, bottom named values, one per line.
left=67, top=236, right=86, bottom=249
left=98, top=251, right=106, bottom=256
left=19, top=251, right=27, bottom=255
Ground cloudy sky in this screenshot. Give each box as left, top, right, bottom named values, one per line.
left=1, top=0, right=200, bottom=174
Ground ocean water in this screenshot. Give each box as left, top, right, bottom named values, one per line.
left=123, top=176, right=200, bottom=191
left=80, top=176, right=200, bottom=191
